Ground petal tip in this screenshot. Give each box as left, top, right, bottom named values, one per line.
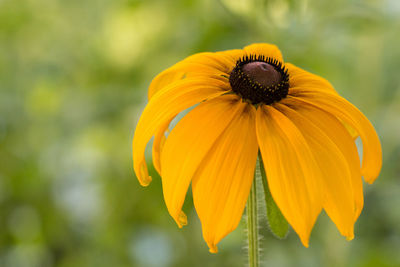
left=299, top=235, right=310, bottom=248
left=364, top=175, right=378, bottom=185
left=137, top=162, right=152, bottom=186
left=339, top=227, right=354, bottom=241
left=302, top=242, right=310, bottom=248
left=208, top=244, right=218, bottom=253
left=138, top=176, right=152, bottom=187
left=176, top=211, right=188, bottom=228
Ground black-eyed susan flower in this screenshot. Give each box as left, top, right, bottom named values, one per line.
left=132, top=43, right=382, bottom=253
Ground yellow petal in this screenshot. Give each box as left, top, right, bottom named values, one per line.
left=152, top=118, right=171, bottom=174
left=147, top=50, right=242, bottom=172
left=132, top=78, right=228, bottom=186
left=148, top=52, right=235, bottom=99
left=160, top=94, right=244, bottom=228
left=216, top=49, right=245, bottom=67
left=243, top=43, right=283, bottom=62
left=285, top=63, right=358, bottom=138
left=147, top=50, right=243, bottom=165
left=148, top=69, right=185, bottom=100
left=191, top=102, right=258, bottom=253
left=288, top=89, right=382, bottom=183
left=341, top=119, right=359, bottom=140
left=285, top=63, right=336, bottom=94
left=276, top=103, right=356, bottom=239
left=283, top=97, right=364, bottom=221
left=256, top=105, right=323, bottom=247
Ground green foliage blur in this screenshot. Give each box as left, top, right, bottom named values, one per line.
left=1, top=0, right=399, bottom=266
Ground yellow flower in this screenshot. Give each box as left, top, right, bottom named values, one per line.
left=132, top=43, right=382, bottom=253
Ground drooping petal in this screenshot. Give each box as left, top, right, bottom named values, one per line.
left=132, top=78, right=228, bottom=186
left=276, top=103, right=356, bottom=239
left=148, top=52, right=235, bottom=99
left=288, top=89, right=382, bottom=183
left=285, top=63, right=358, bottom=138
left=256, top=105, right=323, bottom=246
left=285, top=63, right=336, bottom=94
left=151, top=118, right=171, bottom=174
left=160, top=94, right=245, bottom=228
left=282, top=97, right=364, bottom=221
left=146, top=51, right=242, bottom=170
left=243, top=43, right=284, bottom=62
left=191, top=102, right=258, bottom=253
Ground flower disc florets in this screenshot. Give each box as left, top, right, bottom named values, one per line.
left=229, top=55, right=289, bottom=105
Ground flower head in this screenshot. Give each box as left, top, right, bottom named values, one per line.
left=132, top=43, right=382, bottom=253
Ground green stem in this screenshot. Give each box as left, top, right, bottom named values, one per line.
left=247, top=158, right=260, bottom=267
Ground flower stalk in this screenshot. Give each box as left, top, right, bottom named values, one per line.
left=247, top=158, right=260, bottom=267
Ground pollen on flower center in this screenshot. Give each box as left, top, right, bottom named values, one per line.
left=229, top=55, right=289, bottom=105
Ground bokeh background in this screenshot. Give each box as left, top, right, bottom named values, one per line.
left=1, top=0, right=400, bottom=266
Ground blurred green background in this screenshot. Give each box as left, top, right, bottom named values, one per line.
left=1, top=0, right=399, bottom=266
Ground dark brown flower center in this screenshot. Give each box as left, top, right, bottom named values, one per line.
left=229, top=55, right=289, bottom=105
